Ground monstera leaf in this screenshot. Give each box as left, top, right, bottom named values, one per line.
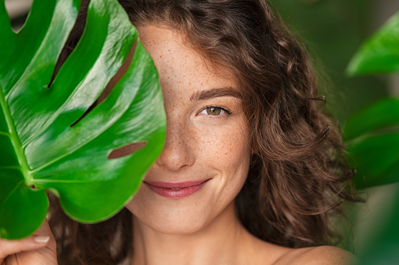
left=347, top=10, right=399, bottom=75
left=0, top=0, right=165, bottom=240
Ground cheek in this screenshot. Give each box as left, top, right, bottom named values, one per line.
left=194, top=121, right=250, bottom=163
left=193, top=123, right=251, bottom=192
left=125, top=185, right=153, bottom=222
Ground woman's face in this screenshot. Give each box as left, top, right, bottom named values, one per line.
left=125, top=25, right=251, bottom=234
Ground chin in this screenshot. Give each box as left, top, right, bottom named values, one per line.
left=125, top=185, right=221, bottom=235
left=140, top=212, right=211, bottom=235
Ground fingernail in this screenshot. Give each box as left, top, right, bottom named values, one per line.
left=34, top=236, right=50, bottom=243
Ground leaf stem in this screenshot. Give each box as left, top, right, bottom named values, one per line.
left=0, top=87, right=32, bottom=186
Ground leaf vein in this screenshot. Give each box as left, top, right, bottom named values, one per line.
left=0, top=180, right=24, bottom=209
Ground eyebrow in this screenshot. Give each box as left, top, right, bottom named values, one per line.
left=190, top=87, right=243, bottom=101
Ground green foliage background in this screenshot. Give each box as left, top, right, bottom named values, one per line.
left=270, top=0, right=399, bottom=262
left=269, top=0, right=390, bottom=124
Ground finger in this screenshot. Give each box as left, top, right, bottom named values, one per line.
left=33, top=218, right=57, bottom=251
left=0, top=235, right=50, bottom=260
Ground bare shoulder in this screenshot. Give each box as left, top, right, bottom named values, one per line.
left=293, top=246, right=358, bottom=265
left=273, top=246, right=358, bottom=265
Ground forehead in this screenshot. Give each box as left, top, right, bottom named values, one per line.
left=137, top=25, right=238, bottom=97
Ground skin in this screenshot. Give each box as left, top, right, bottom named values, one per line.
left=0, top=24, right=357, bottom=265
left=124, top=25, right=357, bottom=265
left=0, top=219, right=57, bottom=265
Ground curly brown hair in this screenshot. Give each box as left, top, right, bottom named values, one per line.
left=48, top=0, right=358, bottom=264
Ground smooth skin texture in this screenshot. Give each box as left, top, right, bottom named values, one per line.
left=0, top=25, right=356, bottom=265
left=0, top=219, right=57, bottom=265
left=125, top=25, right=357, bottom=265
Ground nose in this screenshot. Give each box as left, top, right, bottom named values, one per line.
left=155, top=117, right=195, bottom=171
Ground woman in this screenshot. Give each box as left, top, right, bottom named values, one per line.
left=0, top=0, right=358, bottom=264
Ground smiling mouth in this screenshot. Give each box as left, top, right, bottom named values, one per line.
left=144, top=179, right=211, bottom=198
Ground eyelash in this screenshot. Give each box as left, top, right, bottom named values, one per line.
left=199, top=106, right=232, bottom=117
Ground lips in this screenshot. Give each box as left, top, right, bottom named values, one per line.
left=144, top=179, right=210, bottom=198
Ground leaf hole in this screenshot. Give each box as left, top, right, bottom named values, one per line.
left=47, top=0, right=114, bottom=88
left=108, top=141, right=148, bottom=160
left=27, top=184, right=38, bottom=190
left=5, top=0, right=32, bottom=32
left=70, top=40, right=138, bottom=127
left=48, top=3, right=89, bottom=88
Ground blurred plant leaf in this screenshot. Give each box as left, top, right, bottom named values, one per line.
left=346, top=132, right=399, bottom=189
left=347, top=10, right=399, bottom=76
left=0, top=0, right=165, bottom=240
left=343, top=6, right=399, bottom=194
left=343, top=97, right=399, bottom=189
left=343, top=97, right=399, bottom=142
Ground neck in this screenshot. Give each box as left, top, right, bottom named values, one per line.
left=131, top=201, right=254, bottom=265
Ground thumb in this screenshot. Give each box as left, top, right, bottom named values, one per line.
left=32, top=218, right=56, bottom=252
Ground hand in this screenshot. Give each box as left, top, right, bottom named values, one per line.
left=0, top=219, right=57, bottom=265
